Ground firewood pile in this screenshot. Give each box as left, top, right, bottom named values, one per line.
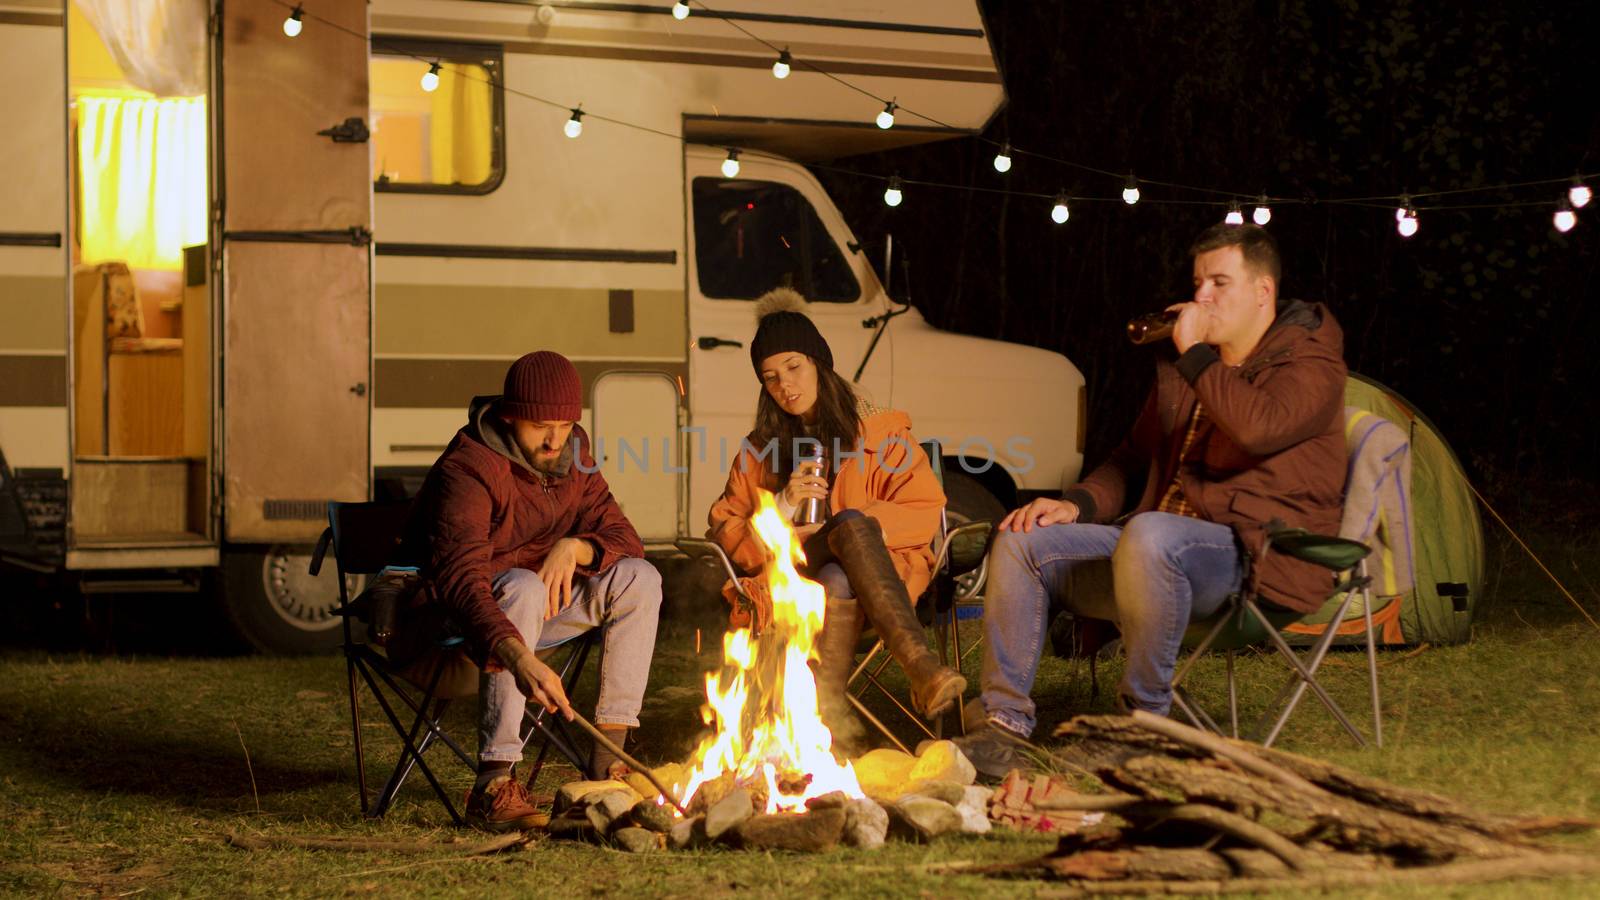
left=974, top=710, right=1600, bottom=894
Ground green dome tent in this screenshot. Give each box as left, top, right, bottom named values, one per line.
left=1284, top=374, right=1484, bottom=646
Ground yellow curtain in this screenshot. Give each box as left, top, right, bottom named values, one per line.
left=429, top=63, right=492, bottom=186
left=78, top=94, right=207, bottom=270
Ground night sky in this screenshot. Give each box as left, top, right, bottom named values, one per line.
left=816, top=0, right=1600, bottom=481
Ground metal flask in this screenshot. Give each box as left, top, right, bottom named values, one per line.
left=793, top=448, right=829, bottom=526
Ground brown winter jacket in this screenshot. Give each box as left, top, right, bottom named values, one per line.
left=397, top=396, right=643, bottom=669
left=1062, top=299, right=1348, bottom=613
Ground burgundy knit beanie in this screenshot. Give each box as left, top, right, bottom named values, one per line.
left=495, top=351, right=582, bottom=421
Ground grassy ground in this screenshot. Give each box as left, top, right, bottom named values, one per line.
left=2, top=512, right=1598, bottom=897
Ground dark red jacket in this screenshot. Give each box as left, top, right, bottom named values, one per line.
left=1062, top=300, right=1347, bottom=613
left=399, top=397, right=643, bottom=668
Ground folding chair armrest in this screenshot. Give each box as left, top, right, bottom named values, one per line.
left=676, top=538, right=745, bottom=585
left=309, top=526, right=333, bottom=576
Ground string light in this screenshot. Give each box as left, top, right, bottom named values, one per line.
left=563, top=107, right=584, bottom=138
left=876, top=100, right=897, bottom=130
left=420, top=61, right=441, bottom=92
left=721, top=148, right=741, bottom=178
left=1122, top=175, right=1141, bottom=205
left=993, top=143, right=1012, bottom=173
left=883, top=175, right=904, bottom=207
left=772, top=49, right=791, bottom=79
left=1224, top=203, right=1245, bottom=225
left=1397, top=208, right=1419, bottom=238
left=672, top=1, right=690, bottom=20
left=1554, top=200, right=1578, bottom=233
left=1252, top=195, right=1272, bottom=226
left=1051, top=193, right=1070, bottom=224
left=1571, top=176, right=1592, bottom=210
left=1395, top=196, right=1412, bottom=222
left=282, top=4, right=303, bottom=37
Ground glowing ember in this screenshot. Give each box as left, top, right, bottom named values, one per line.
left=675, top=491, right=865, bottom=814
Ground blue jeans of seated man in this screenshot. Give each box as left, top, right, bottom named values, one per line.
left=480, top=558, right=662, bottom=764
left=978, top=511, right=1245, bottom=735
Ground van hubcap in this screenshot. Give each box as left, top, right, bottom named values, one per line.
left=260, top=546, right=359, bottom=632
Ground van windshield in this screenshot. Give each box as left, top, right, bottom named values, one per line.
left=692, top=178, right=859, bottom=302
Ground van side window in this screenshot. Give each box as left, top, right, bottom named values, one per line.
left=692, top=178, right=859, bottom=302
left=370, top=40, right=505, bottom=194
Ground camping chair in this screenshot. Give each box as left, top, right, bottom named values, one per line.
left=308, top=499, right=597, bottom=824
left=1169, top=408, right=1409, bottom=749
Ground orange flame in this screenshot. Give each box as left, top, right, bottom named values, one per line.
left=676, top=490, right=864, bottom=813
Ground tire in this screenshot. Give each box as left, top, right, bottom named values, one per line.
left=939, top=470, right=1007, bottom=575
left=221, top=544, right=358, bottom=654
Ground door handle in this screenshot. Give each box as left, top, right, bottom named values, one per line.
left=350, top=383, right=367, bottom=397
left=696, top=336, right=744, bottom=350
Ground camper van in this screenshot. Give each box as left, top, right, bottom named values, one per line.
left=0, top=0, right=1085, bottom=652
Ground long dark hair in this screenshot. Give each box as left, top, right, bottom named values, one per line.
left=747, top=359, right=863, bottom=491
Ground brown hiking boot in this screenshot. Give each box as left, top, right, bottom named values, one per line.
left=464, top=775, right=550, bottom=832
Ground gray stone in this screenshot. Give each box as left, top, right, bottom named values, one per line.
left=843, top=798, right=888, bottom=849
left=668, top=816, right=704, bottom=850
left=585, top=789, right=638, bottom=832
left=555, top=779, right=638, bottom=812
left=703, top=787, right=754, bottom=842
left=956, top=784, right=994, bottom=835
left=733, top=807, right=846, bottom=852
left=613, top=826, right=664, bottom=853
left=629, top=799, right=675, bottom=834
left=888, top=796, right=963, bottom=842
left=906, top=779, right=966, bottom=806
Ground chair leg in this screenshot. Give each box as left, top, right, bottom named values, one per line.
left=346, top=652, right=369, bottom=815
left=521, top=637, right=595, bottom=784
left=1168, top=609, right=1234, bottom=734
left=369, top=660, right=473, bottom=768
left=1360, top=565, right=1383, bottom=748
left=845, top=692, right=911, bottom=754
left=1226, top=650, right=1238, bottom=739
left=376, top=666, right=450, bottom=818
left=353, top=662, right=463, bottom=825
left=1250, top=602, right=1365, bottom=748
left=1253, top=591, right=1355, bottom=746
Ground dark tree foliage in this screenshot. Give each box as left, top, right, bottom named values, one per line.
left=815, top=0, right=1599, bottom=480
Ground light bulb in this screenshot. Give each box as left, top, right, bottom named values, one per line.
left=876, top=101, right=896, bottom=130
left=564, top=108, right=583, bottom=139
left=1224, top=205, right=1244, bottom=226
left=420, top=62, right=441, bottom=93
left=1122, top=175, right=1140, bottom=205
left=1554, top=204, right=1577, bottom=233
left=993, top=143, right=1012, bottom=173
left=1252, top=195, right=1271, bottom=225
left=283, top=4, right=303, bottom=37
left=672, top=1, right=689, bottom=20
left=883, top=175, right=903, bottom=207
left=1050, top=194, right=1069, bottom=224
left=1397, top=211, right=1418, bottom=238
left=772, top=49, right=791, bottom=79
left=1570, top=179, right=1592, bottom=209
left=1395, top=195, right=1412, bottom=222
left=721, top=149, right=741, bottom=178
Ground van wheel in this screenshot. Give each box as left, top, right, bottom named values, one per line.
left=221, top=545, right=357, bottom=654
left=940, top=471, right=1006, bottom=575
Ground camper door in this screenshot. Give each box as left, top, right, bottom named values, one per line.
left=219, top=0, right=372, bottom=542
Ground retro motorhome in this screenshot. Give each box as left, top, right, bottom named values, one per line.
left=0, top=0, right=1084, bottom=652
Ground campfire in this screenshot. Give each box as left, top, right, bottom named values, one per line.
left=673, top=491, right=865, bottom=814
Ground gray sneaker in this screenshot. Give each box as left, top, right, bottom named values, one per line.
left=953, top=721, right=1028, bottom=782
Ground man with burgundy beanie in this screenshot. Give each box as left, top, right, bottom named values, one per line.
left=396, top=350, right=661, bottom=831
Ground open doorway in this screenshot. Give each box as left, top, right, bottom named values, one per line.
left=67, top=0, right=212, bottom=545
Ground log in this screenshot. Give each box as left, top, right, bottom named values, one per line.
left=1126, top=711, right=1328, bottom=798
left=1044, top=848, right=1232, bottom=881
left=1128, top=803, right=1320, bottom=872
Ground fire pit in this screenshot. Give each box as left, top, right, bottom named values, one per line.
left=548, top=492, right=996, bottom=852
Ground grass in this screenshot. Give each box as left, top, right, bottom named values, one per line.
left=1, top=514, right=1598, bottom=897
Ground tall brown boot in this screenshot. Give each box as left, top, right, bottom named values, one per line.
left=812, top=595, right=866, bottom=755
left=826, top=515, right=967, bottom=718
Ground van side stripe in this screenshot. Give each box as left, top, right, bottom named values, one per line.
left=0, top=356, right=66, bottom=406
left=375, top=358, right=687, bottom=409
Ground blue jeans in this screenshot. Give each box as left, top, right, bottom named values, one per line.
left=480, top=559, right=662, bottom=763
left=978, top=512, right=1244, bottom=734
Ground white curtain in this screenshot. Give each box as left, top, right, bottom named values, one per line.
left=78, top=95, right=209, bottom=270
left=74, top=0, right=208, bottom=98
